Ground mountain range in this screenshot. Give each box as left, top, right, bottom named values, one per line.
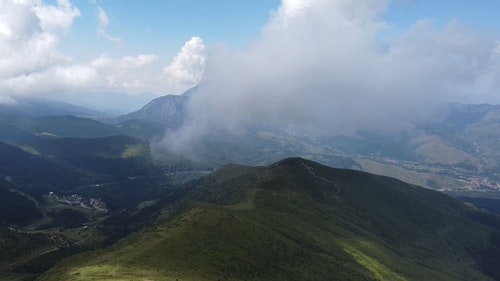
left=0, top=97, right=112, bottom=119
left=107, top=91, right=500, bottom=196
left=1, top=91, right=500, bottom=280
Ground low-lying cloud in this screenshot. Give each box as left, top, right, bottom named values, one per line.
left=158, top=0, right=500, bottom=153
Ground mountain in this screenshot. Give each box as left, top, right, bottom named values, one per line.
left=1, top=135, right=170, bottom=208
left=422, top=103, right=500, bottom=169
left=345, top=103, right=500, bottom=194
left=29, top=135, right=155, bottom=176
left=0, top=180, right=42, bottom=226
left=0, top=115, right=120, bottom=143
left=0, top=114, right=165, bottom=143
left=112, top=92, right=191, bottom=127
left=0, top=97, right=112, bottom=119
left=4, top=94, right=494, bottom=197
left=110, top=90, right=500, bottom=195
left=40, top=158, right=500, bottom=281
left=115, top=118, right=166, bottom=140
left=0, top=141, right=87, bottom=198
left=51, top=91, right=158, bottom=115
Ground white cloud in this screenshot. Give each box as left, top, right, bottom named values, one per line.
left=0, top=23, right=13, bottom=37
left=34, top=0, right=80, bottom=32
left=89, top=54, right=158, bottom=91
left=162, top=37, right=206, bottom=94
left=157, top=0, right=500, bottom=153
left=272, top=0, right=315, bottom=25
left=89, top=53, right=113, bottom=68
left=0, top=0, right=79, bottom=96
left=0, top=0, right=163, bottom=101
left=96, top=6, right=120, bottom=44
left=122, top=54, right=157, bottom=68
left=97, top=6, right=109, bottom=27
left=0, top=0, right=40, bottom=40
left=2, top=63, right=98, bottom=95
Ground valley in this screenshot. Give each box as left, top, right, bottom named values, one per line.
left=2, top=1, right=500, bottom=280
left=1, top=96, right=500, bottom=280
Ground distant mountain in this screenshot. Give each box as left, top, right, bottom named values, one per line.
left=106, top=90, right=497, bottom=194
left=112, top=88, right=195, bottom=127
left=0, top=97, right=112, bottom=119
left=51, top=91, right=158, bottom=115
left=354, top=103, right=500, bottom=193
left=423, top=103, right=500, bottom=165
left=3, top=91, right=500, bottom=196
left=30, top=135, right=156, bottom=177
left=442, top=103, right=500, bottom=129
left=0, top=115, right=120, bottom=143
left=0, top=114, right=165, bottom=143
left=40, top=158, right=500, bottom=281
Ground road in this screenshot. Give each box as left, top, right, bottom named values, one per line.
left=5, top=231, right=93, bottom=270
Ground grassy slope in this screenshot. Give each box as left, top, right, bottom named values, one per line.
left=40, top=158, right=497, bottom=281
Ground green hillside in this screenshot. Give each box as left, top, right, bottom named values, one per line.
left=0, top=136, right=161, bottom=200
left=116, top=119, right=166, bottom=141
left=30, top=135, right=156, bottom=176
left=40, top=158, right=500, bottom=281
left=0, top=181, right=42, bottom=226
left=0, top=141, right=87, bottom=197
left=0, top=136, right=173, bottom=279
left=0, top=115, right=119, bottom=141
left=0, top=115, right=165, bottom=143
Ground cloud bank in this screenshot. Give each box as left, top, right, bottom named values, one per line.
left=0, top=0, right=79, bottom=91
left=0, top=0, right=205, bottom=106
left=158, top=0, right=500, bottom=153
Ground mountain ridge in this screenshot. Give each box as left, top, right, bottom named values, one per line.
left=39, top=157, right=500, bottom=281
left=0, top=97, right=112, bottom=119
left=111, top=86, right=198, bottom=126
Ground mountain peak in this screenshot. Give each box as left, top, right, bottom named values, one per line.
left=273, top=156, right=308, bottom=166
left=112, top=93, right=189, bottom=127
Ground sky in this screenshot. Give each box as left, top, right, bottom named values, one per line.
left=0, top=0, right=499, bottom=121
left=0, top=0, right=282, bottom=111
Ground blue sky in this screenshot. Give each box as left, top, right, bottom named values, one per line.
left=53, top=0, right=500, bottom=63
left=0, top=0, right=499, bottom=114
left=59, top=1, right=500, bottom=54
left=59, top=0, right=282, bottom=61
left=387, top=0, right=500, bottom=31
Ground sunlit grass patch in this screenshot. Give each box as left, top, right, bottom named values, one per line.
left=121, top=144, right=149, bottom=159
left=340, top=239, right=408, bottom=281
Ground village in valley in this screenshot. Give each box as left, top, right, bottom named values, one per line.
left=47, top=192, right=108, bottom=214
